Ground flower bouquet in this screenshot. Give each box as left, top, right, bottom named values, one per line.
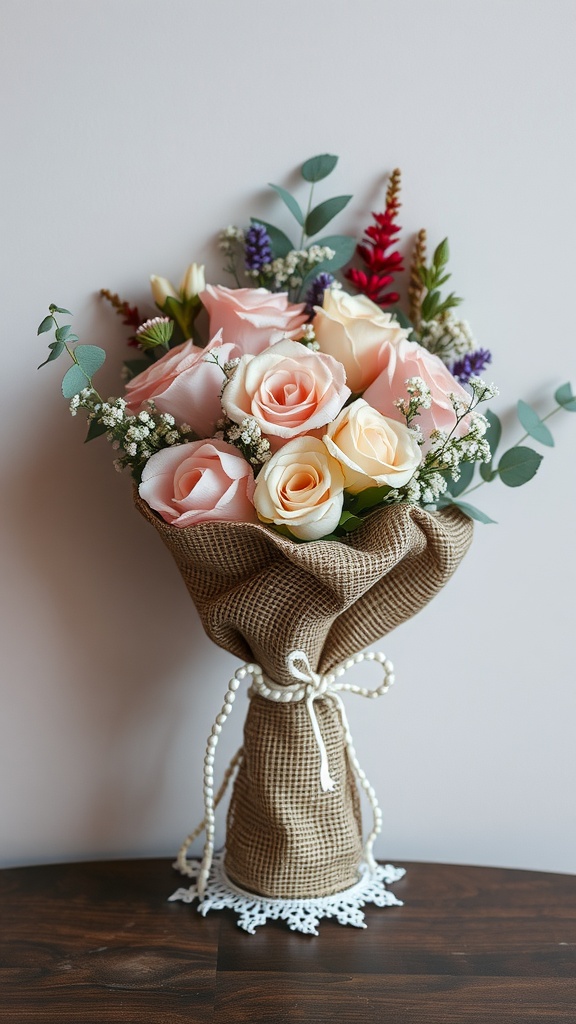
left=38, top=155, right=575, bottom=933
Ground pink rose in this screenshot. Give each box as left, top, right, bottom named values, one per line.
left=124, top=332, right=238, bottom=437
left=313, top=289, right=408, bottom=393
left=221, top=339, right=350, bottom=443
left=363, top=337, right=472, bottom=443
left=138, top=439, right=257, bottom=528
left=200, top=285, right=308, bottom=355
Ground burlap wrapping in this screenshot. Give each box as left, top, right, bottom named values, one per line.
left=135, top=494, right=473, bottom=897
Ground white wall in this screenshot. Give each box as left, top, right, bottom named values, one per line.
left=2, top=0, right=575, bottom=874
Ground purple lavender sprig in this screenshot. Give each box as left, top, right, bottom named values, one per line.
left=304, top=272, right=335, bottom=317
left=452, top=348, right=492, bottom=385
left=244, top=223, right=273, bottom=273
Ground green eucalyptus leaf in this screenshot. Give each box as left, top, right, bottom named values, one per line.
left=448, top=461, right=475, bottom=497
left=84, top=419, right=109, bottom=443
left=61, top=364, right=90, bottom=398
left=517, top=399, right=554, bottom=446
left=451, top=498, right=497, bottom=525
left=498, top=446, right=543, bottom=487
left=74, top=345, right=106, bottom=377
left=390, top=308, right=413, bottom=331
left=305, top=195, right=352, bottom=237
left=301, top=154, right=338, bottom=182
left=268, top=184, right=304, bottom=226
left=555, top=382, right=576, bottom=411
left=37, top=315, right=55, bottom=335
left=479, top=463, right=497, bottom=482
left=49, top=305, right=72, bottom=315
left=484, top=409, right=502, bottom=459
left=55, top=324, right=72, bottom=342
left=38, top=341, right=65, bottom=368
left=298, top=235, right=358, bottom=294
left=433, top=238, right=450, bottom=267
left=250, top=218, right=294, bottom=258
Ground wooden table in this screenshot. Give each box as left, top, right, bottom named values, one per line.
left=1, top=859, right=575, bottom=1022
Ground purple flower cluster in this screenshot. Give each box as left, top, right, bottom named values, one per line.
left=305, top=272, right=335, bottom=317
left=452, top=348, right=492, bottom=385
left=244, top=223, right=273, bottom=272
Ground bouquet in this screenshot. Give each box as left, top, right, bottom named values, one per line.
left=38, top=155, right=575, bottom=933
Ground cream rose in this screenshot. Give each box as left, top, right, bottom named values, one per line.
left=139, top=439, right=257, bottom=528
left=254, top=437, right=345, bottom=541
left=363, top=336, right=472, bottom=445
left=313, top=289, right=408, bottom=393
left=200, top=285, right=308, bottom=355
left=124, top=331, right=239, bottom=438
left=221, top=339, right=350, bottom=443
left=323, top=398, right=422, bottom=494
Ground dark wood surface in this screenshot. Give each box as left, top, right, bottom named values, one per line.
left=1, top=859, right=575, bottom=1023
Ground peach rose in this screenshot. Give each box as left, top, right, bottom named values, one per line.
left=138, top=439, right=257, bottom=528
left=124, top=332, right=238, bottom=437
left=313, top=289, right=408, bottom=393
left=221, top=339, right=350, bottom=443
left=254, top=437, right=345, bottom=541
left=363, top=337, right=472, bottom=444
left=323, top=398, right=422, bottom=494
left=200, top=285, right=308, bottom=355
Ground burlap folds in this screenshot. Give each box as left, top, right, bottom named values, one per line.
left=135, top=495, right=473, bottom=898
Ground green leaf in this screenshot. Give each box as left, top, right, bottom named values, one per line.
left=390, top=308, right=413, bottom=331
left=517, top=399, right=554, bottom=447
left=498, top=446, right=543, bottom=487
left=124, top=358, right=151, bottom=379
left=433, top=238, right=450, bottom=268
left=250, top=218, right=294, bottom=258
left=268, top=184, right=304, bottom=226
left=484, top=409, right=502, bottom=459
left=49, top=304, right=72, bottom=315
left=55, top=324, right=72, bottom=342
left=448, top=461, right=475, bottom=497
left=338, top=510, right=364, bottom=532
left=479, top=463, right=497, bottom=482
left=555, top=382, right=576, bottom=412
left=38, top=341, right=65, bottom=368
left=350, top=485, right=391, bottom=514
left=61, top=364, right=89, bottom=398
left=451, top=498, right=497, bottom=525
left=305, top=195, right=352, bottom=237
left=84, top=419, right=108, bottom=443
left=74, top=345, right=106, bottom=377
left=298, top=235, right=357, bottom=294
left=37, top=315, right=55, bottom=335
left=301, top=154, right=338, bottom=182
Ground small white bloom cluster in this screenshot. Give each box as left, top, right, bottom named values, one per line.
left=219, top=225, right=245, bottom=254
left=394, top=376, right=432, bottom=423
left=298, top=323, right=319, bottom=350
left=223, top=416, right=271, bottom=467
left=404, top=470, right=448, bottom=506
left=258, top=246, right=336, bottom=290
left=418, top=313, right=476, bottom=360
left=468, top=376, right=499, bottom=402
left=70, top=390, right=193, bottom=472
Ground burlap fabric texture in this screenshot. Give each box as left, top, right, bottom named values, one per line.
left=135, top=495, right=473, bottom=899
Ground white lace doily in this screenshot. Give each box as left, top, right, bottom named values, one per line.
left=169, top=853, right=405, bottom=935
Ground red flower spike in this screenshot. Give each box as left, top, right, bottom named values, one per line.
left=345, top=169, right=404, bottom=308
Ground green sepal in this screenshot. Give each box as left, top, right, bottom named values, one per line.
left=305, top=195, right=352, bottom=237
left=61, top=364, right=90, bottom=398
left=497, top=446, right=543, bottom=487
left=517, top=399, right=554, bottom=447
left=555, top=382, right=576, bottom=412
left=84, top=419, right=108, bottom=443
left=38, top=341, right=65, bottom=368
left=37, top=315, right=55, bottom=335
left=49, top=304, right=72, bottom=315
left=74, top=345, right=106, bottom=377
left=301, top=154, right=338, bottom=182
left=268, top=184, right=304, bottom=226
left=250, top=218, right=294, bottom=258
